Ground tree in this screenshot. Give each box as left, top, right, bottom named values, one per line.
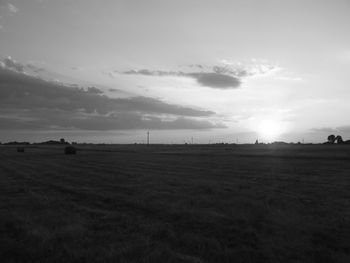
left=327, top=134, right=336, bottom=144
left=336, top=135, right=343, bottom=144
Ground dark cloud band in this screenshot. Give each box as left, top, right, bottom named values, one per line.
left=121, top=69, right=241, bottom=89
left=0, top=65, right=223, bottom=131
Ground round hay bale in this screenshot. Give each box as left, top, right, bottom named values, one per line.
left=17, top=147, right=25, bottom=153
left=64, top=146, right=77, bottom=155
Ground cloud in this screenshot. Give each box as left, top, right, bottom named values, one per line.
left=0, top=2, right=19, bottom=23
left=338, top=126, right=350, bottom=132
left=86, top=87, right=103, bottom=94
left=121, top=69, right=240, bottom=89
left=0, top=66, right=223, bottom=131
left=311, top=126, right=350, bottom=133
left=311, top=127, right=338, bottom=133
left=0, top=112, right=224, bottom=131
left=119, top=60, right=280, bottom=89
left=71, top=66, right=84, bottom=71
left=0, top=67, right=214, bottom=116
left=7, top=3, right=18, bottom=14
left=188, top=72, right=240, bottom=89
left=1, top=57, right=48, bottom=74
left=2, top=56, right=24, bottom=72
left=26, top=63, right=45, bottom=73
left=215, top=59, right=281, bottom=77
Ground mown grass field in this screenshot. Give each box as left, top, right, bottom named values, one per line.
left=0, top=144, right=349, bottom=263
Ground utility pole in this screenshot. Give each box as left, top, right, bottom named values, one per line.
left=147, top=130, right=150, bottom=145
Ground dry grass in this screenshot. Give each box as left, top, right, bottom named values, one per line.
left=0, top=144, right=349, bottom=262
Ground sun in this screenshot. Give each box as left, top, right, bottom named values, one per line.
left=257, top=119, right=285, bottom=141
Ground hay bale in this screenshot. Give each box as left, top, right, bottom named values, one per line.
left=17, top=147, right=25, bottom=153
left=64, top=146, right=77, bottom=155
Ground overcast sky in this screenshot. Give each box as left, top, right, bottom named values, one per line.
left=1, top=0, right=350, bottom=143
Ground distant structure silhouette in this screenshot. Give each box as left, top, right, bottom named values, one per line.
left=255, top=139, right=259, bottom=144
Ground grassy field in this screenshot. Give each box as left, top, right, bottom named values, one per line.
left=0, top=144, right=349, bottom=263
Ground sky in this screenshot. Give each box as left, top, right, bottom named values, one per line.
left=0, top=0, right=350, bottom=143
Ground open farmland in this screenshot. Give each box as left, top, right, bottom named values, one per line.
left=0, top=144, right=349, bottom=263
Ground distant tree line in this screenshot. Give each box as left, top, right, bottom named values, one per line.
left=0, top=138, right=77, bottom=145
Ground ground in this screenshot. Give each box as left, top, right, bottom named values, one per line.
left=0, top=144, right=349, bottom=263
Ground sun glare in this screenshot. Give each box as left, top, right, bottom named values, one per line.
left=257, top=120, right=285, bottom=141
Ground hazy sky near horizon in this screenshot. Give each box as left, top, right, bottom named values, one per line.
left=1, top=0, right=350, bottom=143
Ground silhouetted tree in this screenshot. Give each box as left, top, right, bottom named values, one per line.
left=335, top=135, right=344, bottom=144
left=327, top=134, right=336, bottom=144
left=328, top=134, right=346, bottom=144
